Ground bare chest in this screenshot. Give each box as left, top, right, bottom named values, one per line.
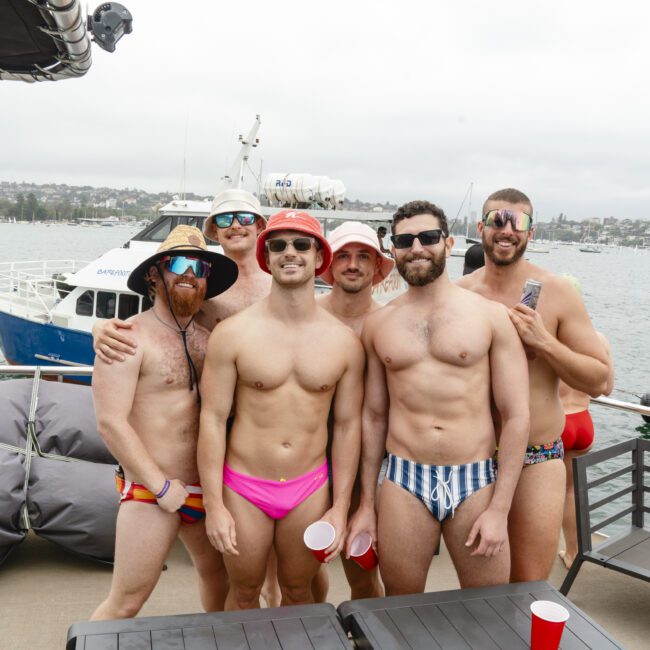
left=236, top=331, right=347, bottom=393
left=375, top=308, right=491, bottom=371
left=203, top=277, right=271, bottom=328
left=143, top=327, right=208, bottom=389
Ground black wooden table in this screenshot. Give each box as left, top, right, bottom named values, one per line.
left=337, top=580, right=624, bottom=649
left=66, top=603, right=350, bottom=649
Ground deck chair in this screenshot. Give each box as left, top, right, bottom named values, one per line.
left=560, top=437, right=650, bottom=595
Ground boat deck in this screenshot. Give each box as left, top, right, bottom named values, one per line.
left=1, top=531, right=648, bottom=649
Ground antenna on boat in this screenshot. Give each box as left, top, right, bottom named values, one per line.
left=216, top=115, right=261, bottom=193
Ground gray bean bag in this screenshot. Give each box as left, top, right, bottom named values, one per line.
left=0, top=448, right=26, bottom=566
left=27, top=455, right=118, bottom=562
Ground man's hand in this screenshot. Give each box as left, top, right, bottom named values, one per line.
left=345, top=502, right=378, bottom=558
left=465, top=508, right=508, bottom=557
left=509, top=304, right=551, bottom=351
left=93, top=318, right=137, bottom=364
left=205, top=506, right=239, bottom=556
left=156, top=479, right=188, bottom=514
left=319, top=507, right=348, bottom=563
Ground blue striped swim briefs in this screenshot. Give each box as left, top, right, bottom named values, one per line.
left=386, top=453, right=497, bottom=522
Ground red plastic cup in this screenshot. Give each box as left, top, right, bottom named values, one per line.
left=304, top=521, right=336, bottom=563
left=530, top=600, right=570, bottom=650
left=349, top=532, right=378, bottom=570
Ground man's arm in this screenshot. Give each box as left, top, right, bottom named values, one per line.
left=197, top=321, right=239, bottom=555
left=92, top=318, right=136, bottom=364
left=321, top=332, right=365, bottom=562
left=93, top=301, right=212, bottom=363
left=346, top=318, right=389, bottom=555
left=509, top=280, right=609, bottom=396
left=92, top=332, right=187, bottom=512
left=466, top=305, right=530, bottom=557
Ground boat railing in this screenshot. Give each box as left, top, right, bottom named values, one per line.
left=0, top=260, right=87, bottom=319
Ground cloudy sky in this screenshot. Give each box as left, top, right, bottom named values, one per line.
left=3, top=1, right=650, bottom=221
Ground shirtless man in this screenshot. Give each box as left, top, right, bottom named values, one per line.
left=457, top=188, right=610, bottom=582
left=92, top=189, right=271, bottom=363
left=317, top=220, right=394, bottom=599
left=90, top=226, right=238, bottom=619
left=198, top=210, right=364, bottom=609
left=347, top=200, right=530, bottom=595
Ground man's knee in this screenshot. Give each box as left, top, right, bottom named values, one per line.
left=279, top=582, right=314, bottom=605
left=229, top=580, right=263, bottom=609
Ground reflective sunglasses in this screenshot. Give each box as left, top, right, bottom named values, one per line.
left=214, top=212, right=257, bottom=228
left=161, top=255, right=210, bottom=278
left=390, top=229, right=444, bottom=249
left=482, top=209, right=532, bottom=232
left=266, top=237, right=315, bottom=253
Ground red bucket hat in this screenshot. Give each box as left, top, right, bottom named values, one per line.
left=256, top=210, right=332, bottom=276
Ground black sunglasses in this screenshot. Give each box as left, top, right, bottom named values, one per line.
left=265, top=237, right=315, bottom=253
left=391, top=229, right=444, bottom=249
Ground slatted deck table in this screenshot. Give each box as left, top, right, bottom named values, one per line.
left=337, top=580, right=624, bottom=649
left=66, top=603, right=350, bottom=650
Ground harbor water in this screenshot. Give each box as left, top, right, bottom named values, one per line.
left=1, top=222, right=649, bottom=533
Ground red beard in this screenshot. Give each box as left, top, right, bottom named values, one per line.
left=162, top=276, right=206, bottom=318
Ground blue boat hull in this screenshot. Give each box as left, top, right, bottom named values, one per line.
left=0, top=310, right=94, bottom=383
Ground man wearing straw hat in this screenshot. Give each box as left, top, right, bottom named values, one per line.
left=91, top=225, right=238, bottom=620
left=198, top=210, right=364, bottom=610
left=92, top=189, right=270, bottom=362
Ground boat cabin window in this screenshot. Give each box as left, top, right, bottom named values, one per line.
left=96, top=291, right=116, bottom=319
left=118, top=294, right=140, bottom=319
left=75, top=290, right=94, bottom=316
left=146, top=219, right=174, bottom=242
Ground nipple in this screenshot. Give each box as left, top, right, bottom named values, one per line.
left=459, top=351, right=467, bottom=359
left=165, top=377, right=173, bottom=384
left=320, top=384, right=329, bottom=392
left=384, top=356, right=392, bottom=364
left=254, top=381, right=264, bottom=389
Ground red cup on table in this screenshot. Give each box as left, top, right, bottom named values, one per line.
left=530, top=600, right=570, bottom=650
left=349, top=532, right=378, bottom=570
left=304, top=521, right=336, bottom=563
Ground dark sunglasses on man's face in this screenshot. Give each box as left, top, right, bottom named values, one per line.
left=391, top=229, right=444, bottom=249
left=214, top=212, right=257, bottom=228
left=482, top=209, right=532, bottom=232
left=265, top=237, right=315, bottom=253
left=161, top=255, right=211, bottom=278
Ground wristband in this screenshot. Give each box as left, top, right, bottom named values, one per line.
left=155, top=479, right=171, bottom=499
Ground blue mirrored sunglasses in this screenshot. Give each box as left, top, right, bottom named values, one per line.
left=214, top=212, right=257, bottom=228
left=161, top=255, right=210, bottom=278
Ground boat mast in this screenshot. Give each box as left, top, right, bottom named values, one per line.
left=216, top=115, right=261, bottom=193
left=466, top=182, right=473, bottom=238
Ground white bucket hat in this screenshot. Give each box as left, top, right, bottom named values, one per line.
left=204, top=189, right=266, bottom=235
left=321, top=221, right=394, bottom=286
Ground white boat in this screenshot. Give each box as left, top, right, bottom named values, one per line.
left=580, top=244, right=602, bottom=253
left=0, top=118, right=406, bottom=373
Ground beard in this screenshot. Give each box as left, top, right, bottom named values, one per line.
left=160, top=276, right=206, bottom=318
left=395, top=250, right=446, bottom=287
left=482, top=234, right=528, bottom=266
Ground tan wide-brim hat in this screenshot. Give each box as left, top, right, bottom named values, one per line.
left=320, top=221, right=394, bottom=286
left=127, top=225, right=238, bottom=299
left=203, top=189, right=266, bottom=235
